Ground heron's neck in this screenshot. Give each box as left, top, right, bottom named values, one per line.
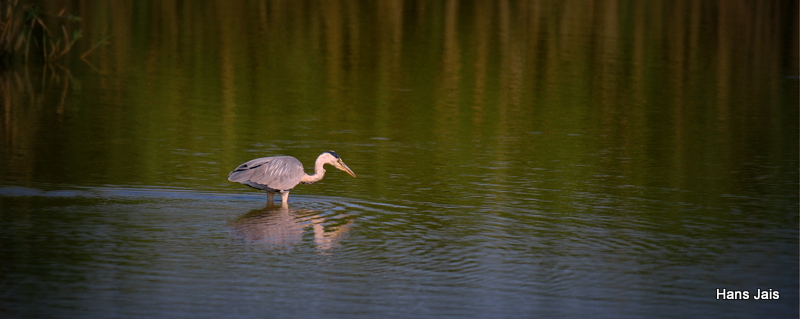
left=300, top=158, right=326, bottom=184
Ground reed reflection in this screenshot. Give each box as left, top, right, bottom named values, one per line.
left=228, top=203, right=353, bottom=253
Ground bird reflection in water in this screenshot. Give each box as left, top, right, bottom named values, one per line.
left=228, top=203, right=353, bottom=253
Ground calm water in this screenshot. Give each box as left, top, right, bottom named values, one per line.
left=1, top=1, right=798, bottom=318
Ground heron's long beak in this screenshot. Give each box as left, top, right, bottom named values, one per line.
left=336, top=161, right=357, bottom=178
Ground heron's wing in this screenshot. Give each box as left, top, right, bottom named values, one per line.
left=228, top=156, right=306, bottom=191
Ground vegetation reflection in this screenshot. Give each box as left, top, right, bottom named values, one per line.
left=0, top=0, right=795, bottom=207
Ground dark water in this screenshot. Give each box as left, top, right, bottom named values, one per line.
left=1, top=1, right=798, bottom=318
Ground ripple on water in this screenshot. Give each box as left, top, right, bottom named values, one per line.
left=229, top=205, right=349, bottom=253
left=2, top=184, right=796, bottom=318
left=223, top=194, right=415, bottom=254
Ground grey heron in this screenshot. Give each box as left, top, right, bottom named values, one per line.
left=228, top=151, right=357, bottom=204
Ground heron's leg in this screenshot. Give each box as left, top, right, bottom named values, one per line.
left=280, top=192, right=290, bottom=205
left=267, top=192, right=274, bottom=203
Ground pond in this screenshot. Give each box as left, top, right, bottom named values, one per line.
left=1, top=1, right=798, bottom=318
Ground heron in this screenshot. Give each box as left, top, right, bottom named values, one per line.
left=228, top=151, right=357, bottom=205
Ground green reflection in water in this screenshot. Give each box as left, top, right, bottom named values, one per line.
left=1, top=1, right=795, bottom=206
left=0, top=1, right=797, bottom=316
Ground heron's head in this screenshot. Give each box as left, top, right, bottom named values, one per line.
left=321, top=151, right=357, bottom=178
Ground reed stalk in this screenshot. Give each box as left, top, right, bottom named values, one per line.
left=0, top=0, right=85, bottom=66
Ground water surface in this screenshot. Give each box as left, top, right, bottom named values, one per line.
left=1, top=1, right=797, bottom=318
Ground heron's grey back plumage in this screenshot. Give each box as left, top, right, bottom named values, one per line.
left=228, top=156, right=305, bottom=191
